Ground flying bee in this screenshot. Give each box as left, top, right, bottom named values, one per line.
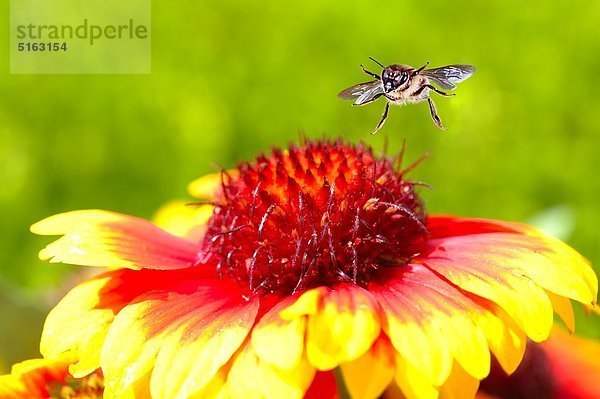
left=338, top=58, right=475, bottom=134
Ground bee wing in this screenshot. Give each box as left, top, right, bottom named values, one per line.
left=338, top=80, right=384, bottom=105
left=422, top=64, right=475, bottom=90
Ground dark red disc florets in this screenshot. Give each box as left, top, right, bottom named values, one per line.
left=200, top=140, right=427, bottom=295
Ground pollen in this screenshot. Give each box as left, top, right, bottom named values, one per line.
left=200, top=140, right=427, bottom=295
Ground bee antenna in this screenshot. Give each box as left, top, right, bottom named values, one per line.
left=411, top=61, right=430, bottom=77
left=369, top=57, right=386, bottom=68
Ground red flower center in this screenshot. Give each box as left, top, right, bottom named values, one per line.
left=201, top=140, right=427, bottom=295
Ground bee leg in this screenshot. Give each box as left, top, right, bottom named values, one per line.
left=360, top=65, right=381, bottom=80
left=371, top=102, right=390, bottom=135
left=426, top=84, right=455, bottom=97
left=427, top=98, right=446, bottom=130
left=414, top=84, right=454, bottom=97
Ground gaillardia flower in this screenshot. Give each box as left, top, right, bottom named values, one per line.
left=477, top=327, right=600, bottom=399
left=31, top=140, right=597, bottom=399
left=0, top=353, right=103, bottom=399
left=381, top=327, right=600, bottom=399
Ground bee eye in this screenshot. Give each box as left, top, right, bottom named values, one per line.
left=394, top=72, right=408, bottom=85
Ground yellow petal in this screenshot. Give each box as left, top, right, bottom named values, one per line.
left=437, top=306, right=490, bottom=381
left=404, top=285, right=491, bottom=381
left=32, top=210, right=200, bottom=270
left=546, top=291, right=575, bottom=332
left=381, top=303, right=451, bottom=386
left=525, top=226, right=598, bottom=303
left=374, top=267, right=461, bottom=385
left=0, top=374, right=26, bottom=398
left=305, top=285, right=381, bottom=370
left=340, top=337, right=395, bottom=399
left=227, top=343, right=315, bottom=399
left=279, top=288, right=324, bottom=319
left=100, top=282, right=257, bottom=398
left=188, top=171, right=238, bottom=199
left=373, top=264, right=528, bottom=384
left=251, top=296, right=306, bottom=370
left=153, top=201, right=213, bottom=241
left=422, top=254, right=555, bottom=343
left=41, top=268, right=194, bottom=378
left=477, top=304, right=527, bottom=375
left=189, top=367, right=230, bottom=399
left=150, top=299, right=258, bottom=399
left=439, top=362, right=479, bottom=399
left=41, top=274, right=115, bottom=376
left=426, top=217, right=597, bottom=307
left=101, top=299, right=178, bottom=398
left=394, top=354, right=439, bottom=399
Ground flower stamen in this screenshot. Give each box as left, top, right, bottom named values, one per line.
left=200, top=141, right=427, bottom=295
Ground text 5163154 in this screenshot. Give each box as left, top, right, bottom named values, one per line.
left=17, top=42, right=68, bottom=52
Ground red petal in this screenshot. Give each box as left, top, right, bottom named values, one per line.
left=305, top=371, right=340, bottom=399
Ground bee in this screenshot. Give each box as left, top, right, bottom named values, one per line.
left=338, top=58, right=475, bottom=134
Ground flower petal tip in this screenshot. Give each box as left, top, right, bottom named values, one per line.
left=30, top=209, right=201, bottom=270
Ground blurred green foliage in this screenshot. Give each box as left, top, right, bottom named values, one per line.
left=1, top=0, right=599, bottom=370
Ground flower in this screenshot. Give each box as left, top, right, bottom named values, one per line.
left=31, top=140, right=597, bottom=399
left=478, top=326, right=600, bottom=399
left=0, top=353, right=103, bottom=399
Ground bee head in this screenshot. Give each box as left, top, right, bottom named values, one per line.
left=382, top=65, right=411, bottom=93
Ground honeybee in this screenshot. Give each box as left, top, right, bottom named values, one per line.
left=338, top=58, right=475, bottom=134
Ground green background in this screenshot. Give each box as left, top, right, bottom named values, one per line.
left=1, top=0, right=599, bottom=371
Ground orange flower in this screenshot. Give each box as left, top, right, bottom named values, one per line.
left=32, top=140, right=597, bottom=399
left=0, top=353, right=103, bottom=399
left=478, top=327, right=600, bottom=399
